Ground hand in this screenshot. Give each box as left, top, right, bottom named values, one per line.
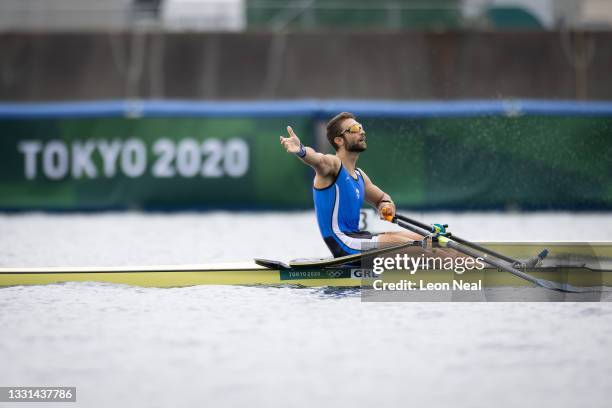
left=378, top=201, right=396, bottom=221
left=280, top=126, right=302, bottom=154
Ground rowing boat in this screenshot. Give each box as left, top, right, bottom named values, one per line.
left=1, top=242, right=611, bottom=288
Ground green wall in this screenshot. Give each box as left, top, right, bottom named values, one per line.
left=1, top=101, right=611, bottom=211
left=356, top=116, right=612, bottom=209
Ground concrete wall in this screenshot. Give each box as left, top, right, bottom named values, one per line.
left=1, top=31, right=611, bottom=101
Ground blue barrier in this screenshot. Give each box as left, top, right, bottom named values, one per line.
left=1, top=99, right=612, bottom=119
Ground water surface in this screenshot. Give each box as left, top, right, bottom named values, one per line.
left=1, top=211, right=612, bottom=408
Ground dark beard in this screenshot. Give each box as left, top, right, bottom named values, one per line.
left=345, top=140, right=367, bottom=152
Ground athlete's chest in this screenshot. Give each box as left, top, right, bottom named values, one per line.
left=340, top=172, right=364, bottom=201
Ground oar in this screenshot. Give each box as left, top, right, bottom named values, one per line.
left=392, top=216, right=593, bottom=293
left=394, top=214, right=528, bottom=265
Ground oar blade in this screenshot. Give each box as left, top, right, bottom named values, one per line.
left=534, top=278, right=609, bottom=293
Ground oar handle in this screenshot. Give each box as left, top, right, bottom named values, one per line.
left=381, top=206, right=394, bottom=222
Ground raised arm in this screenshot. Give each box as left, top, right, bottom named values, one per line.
left=280, top=126, right=339, bottom=178
left=359, top=168, right=396, bottom=220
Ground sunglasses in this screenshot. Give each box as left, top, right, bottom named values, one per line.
left=340, top=123, right=365, bottom=135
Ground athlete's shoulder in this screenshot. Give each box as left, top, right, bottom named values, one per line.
left=356, top=167, right=370, bottom=180
left=325, top=154, right=341, bottom=164
left=324, top=154, right=342, bottom=173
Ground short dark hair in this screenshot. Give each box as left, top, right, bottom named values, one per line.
left=326, top=112, right=355, bottom=150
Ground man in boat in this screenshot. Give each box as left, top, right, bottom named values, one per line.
left=280, top=112, right=422, bottom=257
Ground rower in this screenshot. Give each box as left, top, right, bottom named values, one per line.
left=280, top=112, right=422, bottom=257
